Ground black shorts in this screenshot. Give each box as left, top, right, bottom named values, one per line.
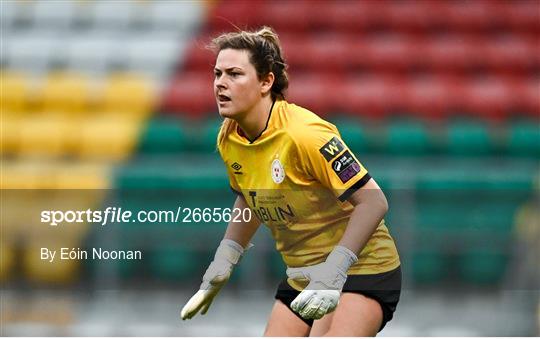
left=274, top=266, right=402, bottom=332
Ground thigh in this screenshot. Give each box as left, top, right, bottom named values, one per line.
left=312, top=292, right=383, bottom=337
left=264, top=300, right=311, bottom=337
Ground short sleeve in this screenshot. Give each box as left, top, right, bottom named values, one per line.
left=295, top=122, right=371, bottom=202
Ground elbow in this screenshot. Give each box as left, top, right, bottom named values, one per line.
left=377, top=191, right=389, bottom=216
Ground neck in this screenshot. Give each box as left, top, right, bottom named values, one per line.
left=236, top=96, right=274, bottom=141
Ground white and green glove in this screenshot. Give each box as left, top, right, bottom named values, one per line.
left=286, top=246, right=358, bottom=320
left=181, top=239, right=248, bottom=320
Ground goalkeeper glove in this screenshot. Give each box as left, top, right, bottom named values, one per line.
left=180, top=239, right=248, bottom=320
left=286, top=245, right=358, bottom=320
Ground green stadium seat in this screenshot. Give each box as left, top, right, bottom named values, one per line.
left=458, top=248, right=509, bottom=285
left=149, top=247, right=202, bottom=280
left=196, top=118, right=222, bottom=152
left=446, top=121, right=493, bottom=155
left=268, top=250, right=286, bottom=279
left=386, top=120, right=430, bottom=155
left=507, top=121, right=540, bottom=157
left=138, top=117, right=186, bottom=154
left=333, top=117, right=369, bottom=154
left=412, top=250, right=450, bottom=284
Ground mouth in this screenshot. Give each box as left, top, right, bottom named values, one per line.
left=217, top=94, right=231, bottom=104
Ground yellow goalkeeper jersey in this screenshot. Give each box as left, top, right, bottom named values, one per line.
left=217, top=100, right=400, bottom=285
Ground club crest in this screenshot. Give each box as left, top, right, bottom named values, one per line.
left=271, top=159, right=285, bottom=184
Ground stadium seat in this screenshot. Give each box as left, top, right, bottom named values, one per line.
left=31, top=0, right=76, bottom=29
left=507, top=121, right=540, bottom=157
left=138, top=117, right=187, bottom=154
left=357, top=33, right=421, bottom=71
left=18, top=115, right=73, bottom=159
left=76, top=116, right=143, bottom=161
left=446, top=121, right=493, bottom=155
left=423, top=34, right=484, bottom=72
left=459, top=248, right=509, bottom=285
left=24, top=243, right=81, bottom=284
left=0, top=71, right=32, bottom=114
left=333, top=117, right=370, bottom=154
left=6, top=33, right=61, bottom=74
left=207, top=0, right=264, bottom=33
left=181, top=38, right=216, bottom=72
left=37, top=71, right=93, bottom=114
left=517, top=78, right=540, bottom=117
left=148, top=247, right=204, bottom=281
left=145, top=1, right=205, bottom=31
left=89, top=0, right=135, bottom=30
left=125, top=34, right=185, bottom=81
left=386, top=120, right=430, bottom=155
left=65, top=34, right=122, bottom=76
left=381, top=0, right=436, bottom=32
left=498, top=0, right=540, bottom=31
left=287, top=74, right=340, bottom=116
left=99, top=72, right=156, bottom=118
left=460, top=77, right=517, bottom=120
left=404, top=75, right=461, bottom=120
left=341, top=75, right=405, bottom=119
left=412, top=250, right=449, bottom=284
left=482, top=35, right=538, bottom=72
left=161, top=72, right=215, bottom=117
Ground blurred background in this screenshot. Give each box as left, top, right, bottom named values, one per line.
left=1, top=0, right=539, bottom=336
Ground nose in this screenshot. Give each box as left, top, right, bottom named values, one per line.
left=214, top=74, right=227, bottom=90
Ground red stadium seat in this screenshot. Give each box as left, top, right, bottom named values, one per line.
left=207, top=0, right=263, bottom=32
left=314, top=1, right=383, bottom=32
left=279, top=34, right=312, bottom=73
left=516, top=77, right=540, bottom=118
left=258, top=1, right=310, bottom=33
left=481, top=35, right=538, bottom=72
left=355, top=33, right=421, bottom=71
left=460, top=76, right=518, bottom=121
left=434, top=0, right=500, bottom=32
left=182, top=38, right=216, bottom=72
left=403, top=74, right=462, bottom=120
left=340, top=74, right=405, bottom=119
left=301, top=34, right=356, bottom=72
left=286, top=73, right=341, bottom=116
left=381, top=0, right=436, bottom=32
left=496, top=0, right=540, bottom=32
left=422, top=34, right=483, bottom=71
left=161, top=72, right=215, bottom=118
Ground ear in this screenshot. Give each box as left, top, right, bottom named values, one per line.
left=260, top=72, right=275, bottom=96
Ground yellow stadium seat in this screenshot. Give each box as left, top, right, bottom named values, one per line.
left=37, top=71, right=93, bottom=114
left=76, top=116, right=143, bottom=161
left=0, top=242, right=15, bottom=282
left=24, top=243, right=80, bottom=284
left=0, top=71, right=33, bottom=114
left=53, top=163, right=111, bottom=189
left=0, top=160, right=56, bottom=189
left=99, top=72, right=155, bottom=119
left=0, top=116, right=22, bottom=155
left=18, top=115, right=74, bottom=158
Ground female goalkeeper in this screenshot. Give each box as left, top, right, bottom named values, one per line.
left=181, top=26, right=401, bottom=336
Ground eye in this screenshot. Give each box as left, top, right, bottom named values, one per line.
left=214, top=70, right=221, bottom=78
left=230, top=72, right=240, bottom=78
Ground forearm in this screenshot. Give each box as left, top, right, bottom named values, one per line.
left=338, top=180, right=388, bottom=255
left=223, top=195, right=261, bottom=248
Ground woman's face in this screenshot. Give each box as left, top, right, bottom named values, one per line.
left=214, top=48, right=263, bottom=119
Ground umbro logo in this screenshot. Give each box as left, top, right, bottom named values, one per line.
left=231, top=162, right=243, bottom=174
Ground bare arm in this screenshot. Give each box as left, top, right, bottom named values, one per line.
left=338, top=178, right=389, bottom=255
left=223, top=195, right=261, bottom=248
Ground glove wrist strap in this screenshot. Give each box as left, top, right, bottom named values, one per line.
left=326, top=245, right=358, bottom=275
left=214, top=239, right=246, bottom=265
